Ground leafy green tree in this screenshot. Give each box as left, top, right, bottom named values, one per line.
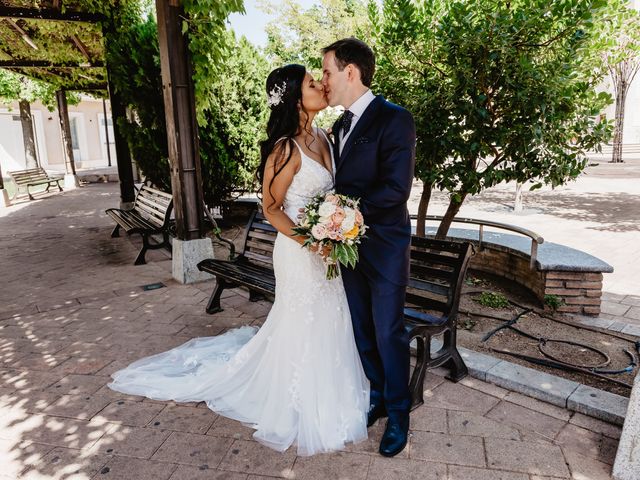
left=596, top=1, right=640, bottom=163
left=262, top=0, right=371, bottom=70
left=371, top=0, right=613, bottom=238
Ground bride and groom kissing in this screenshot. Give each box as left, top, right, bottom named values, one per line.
left=109, top=38, right=417, bottom=458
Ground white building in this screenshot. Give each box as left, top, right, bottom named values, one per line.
left=0, top=94, right=116, bottom=175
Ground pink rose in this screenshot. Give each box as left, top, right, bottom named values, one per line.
left=325, top=193, right=340, bottom=205
left=355, top=210, right=364, bottom=226
left=311, top=224, right=328, bottom=240
left=331, top=207, right=345, bottom=226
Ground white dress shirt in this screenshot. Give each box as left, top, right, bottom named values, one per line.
left=339, top=89, right=376, bottom=155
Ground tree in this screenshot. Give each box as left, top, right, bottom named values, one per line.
left=103, top=2, right=269, bottom=208
left=261, top=0, right=371, bottom=69
left=371, top=0, right=613, bottom=238
left=598, top=1, right=640, bottom=163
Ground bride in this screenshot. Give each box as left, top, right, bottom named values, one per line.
left=108, top=64, right=370, bottom=456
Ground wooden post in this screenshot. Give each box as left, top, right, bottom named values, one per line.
left=155, top=0, right=205, bottom=241
left=101, top=98, right=112, bottom=167
left=18, top=100, right=38, bottom=169
left=55, top=90, right=76, bottom=175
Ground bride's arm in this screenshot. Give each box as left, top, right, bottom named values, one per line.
left=261, top=142, right=306, bottom=246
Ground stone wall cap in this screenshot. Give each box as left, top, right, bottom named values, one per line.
left=415, top=226, right=614, bottom=274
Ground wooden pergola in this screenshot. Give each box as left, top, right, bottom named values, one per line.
left=0, top=0, right=208, bottom=279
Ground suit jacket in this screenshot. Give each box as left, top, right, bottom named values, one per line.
left=333, top=95, right=416, bottom=287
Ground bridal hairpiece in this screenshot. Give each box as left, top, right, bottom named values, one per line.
left=267, top=82, right=286, bottom=107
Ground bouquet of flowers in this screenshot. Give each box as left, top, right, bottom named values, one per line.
left=293, top=192, right=367, bottom=279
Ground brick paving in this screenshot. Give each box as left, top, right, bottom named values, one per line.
left=0, top=184, right=624, bottom=479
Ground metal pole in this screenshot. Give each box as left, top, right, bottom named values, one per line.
left=102, top=98, right=112, bottom=167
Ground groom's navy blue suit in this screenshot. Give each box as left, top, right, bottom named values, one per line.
left=333, top=95, right=416, bottom=415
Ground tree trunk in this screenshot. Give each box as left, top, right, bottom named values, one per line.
left=514, top=182, right=523, bottom=212
left=415, top=181, right=433, bottom=237
left=19, top=100, right=38, bottom=169
left=56, top=90, right=76, bottom=175
left=0, top=160, right=4, bottom=189
left=435, top=193, right=467, bottom=239
left=611, top=84, right=627, bottom=164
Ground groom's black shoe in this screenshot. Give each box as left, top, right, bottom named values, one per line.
left=379, top=412, right=409, bottom=457
left=367, top=403, right=388, bottom=428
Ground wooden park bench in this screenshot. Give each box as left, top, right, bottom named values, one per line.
left=404, top=236, right=473, bottom=409
left=197, top=210, right=276, bottom=313
left=105, top=184, right=173, bottom=265
left=7, top=167, right=63, bottom=200
left=198, top=212, right=472, bottom=408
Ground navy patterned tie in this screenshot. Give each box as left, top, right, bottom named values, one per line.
left=341, top=110, right=354, bottom=136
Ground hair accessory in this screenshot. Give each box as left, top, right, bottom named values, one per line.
left=267, top=82, right=286, bottom=107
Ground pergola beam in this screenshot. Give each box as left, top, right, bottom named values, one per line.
left=4, top=18, right=38, bottom=50
left=70, top=34, right=92, bottom=62
left=0, top=60, right=104, bottom=68
left=0, top=7, right=105, bottom=23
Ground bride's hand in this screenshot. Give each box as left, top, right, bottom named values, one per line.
left=310, top=242, right=332, bottom=258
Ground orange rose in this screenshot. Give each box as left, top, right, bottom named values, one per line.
left=344, top=225, right=359, bottom=239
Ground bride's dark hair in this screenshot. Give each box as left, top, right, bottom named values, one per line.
left=257, top=64, right=310, bottom=203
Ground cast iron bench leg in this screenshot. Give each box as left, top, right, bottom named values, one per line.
left=443, top=328, right=468, bottom=382
left=134, top=234, right=149, bottom=265
left=409, top=331, right=429, bottom=410
left=111, top=224, right=121, bottom=238
left=249, top=290, right=264, bottom=302
left=56, top=180, right=63, bottom=192
left=206, top=277, right=226, bottom=314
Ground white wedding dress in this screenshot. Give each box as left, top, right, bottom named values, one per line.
left=108, top=132, right=370, bottom=456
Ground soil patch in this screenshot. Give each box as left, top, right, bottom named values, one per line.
left=456, top=271, right=637, bottom=397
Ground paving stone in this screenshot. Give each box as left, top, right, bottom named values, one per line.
left=562, top=447, right=613, bottom=480
left=217, top=439, right=295, bottom=476
left=600, top=301, right=631, bottom=317
left=485, top=360, right=579, bottom=408
left=503, top=391, right=572, bottom=421
left=567, top=384, right=628, bottom=426
left=168, top=465, right=248, bottom=480
left=94, top=456, right=177, bottom=480
left=48, top=374, right=108, bottom=395
left=424, top=381, right=500, bottom=414
left=206, top=415, right=254, bottom=441
left=96, top=400, right=165, bottom=426
left=409, top=431, right=485, bottom=467
left=554, top=423, right=603, bottom=459
left=20, top=446, right=111, bottom=480
left=0, top=438, right=55, bottom=478
left=44, top=393, right=111, bottom=420
left=365, top=457, right=446, bottom=480
left=569, top=412, right=622, bottom=439
left=485, top=438, right=570, bottom=477
left=485, top=401, right=566, bottom=439
left=623, top=306, right=640, bottom=321
left=89, top=424, right=171, bottom=459
left=150, top=404, right=217, bottom=434
left=598, top=435, right=619, bottom=466
left=447, top=410, right=520, bottom=440
left=447, top=465, right=529, bottom=480
left=152, top=432, right=233, bottom=468
left=2, top=369, right=63, bottom=392
left=410, top=406, right=447, bottom=433
left=573, top=316, right=615, bottom=329
left=291, top=451, right=370, bottom=480
left=457, top=347, right=502, bottom=381
left=24, top=417, right=111, bottom=450
left=458, top=377, right=509, bottom=399
left=48, top=356, right=114, bottom=376
left=620, top=323, right=640, bottom=336
left=620, top=295, right=640, bottom=307
left=9, top=353, right=70, bottom=371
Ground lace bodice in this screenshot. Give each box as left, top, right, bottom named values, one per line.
left=282, top=131, right=335, bottom=222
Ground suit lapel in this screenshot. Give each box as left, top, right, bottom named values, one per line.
left=331, top=116, right=342, bottom=166
left=336, top=95, right=384, bottom=174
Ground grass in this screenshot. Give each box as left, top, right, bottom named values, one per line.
left=1, top=178, right=50, bottom=200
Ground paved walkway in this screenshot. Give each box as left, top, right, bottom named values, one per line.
left=0, top=184, right=623, bottom=479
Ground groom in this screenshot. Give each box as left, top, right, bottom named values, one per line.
left=322, top=38, right=416, bottom=457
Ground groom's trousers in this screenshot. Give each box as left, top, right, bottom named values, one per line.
left=341, top=266, right=411, bottom=415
